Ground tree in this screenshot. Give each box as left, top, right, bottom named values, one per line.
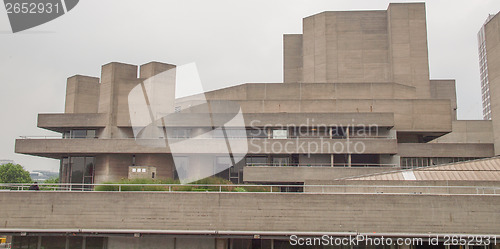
left=44, top=176, right=59, bottom=183
left=0, top=163, right=32, bottom=183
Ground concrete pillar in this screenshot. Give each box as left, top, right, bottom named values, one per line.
left=94, top=154, right=133, bottom=183
left=283, top=34, right=303, bottom=83
left=135, top=154, right=175, bottom=180
left=346, top=126, right=351, bottom=167
left=98, top=62, right=138, bottom=139
left=65, top=75, right=100, bottom=114
left=387, top=3, right=431, bottom=98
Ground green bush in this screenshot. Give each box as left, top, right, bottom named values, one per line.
left=93, top=177, right=270, bottom=192
left=40, top=177, right=60, bottom=191
left=94, top=178, right=179, bottom=191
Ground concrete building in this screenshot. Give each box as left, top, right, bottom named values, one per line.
left=478, top=14, right=496, bottom=120
left=15, top=3, right=496, bottom=186
left=484, top=12, right=500, bottom=156
left=4, top=3, right=500, bottom=249
left=0, top=159, right=14, bottom=165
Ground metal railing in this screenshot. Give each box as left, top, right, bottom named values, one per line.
left=0, top=183, right=498, bottom=195
left=18, top=135, right=394, bottom=140
left=245, top=163, right=399, bottom=167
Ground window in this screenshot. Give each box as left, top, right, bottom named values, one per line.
left=60, top=157, right=95, bottom=189
left=245, top=156, right=268, bottom=166
left=272, top=129, right=288, bottom=139
left=63, top=130, right=97, bottom=139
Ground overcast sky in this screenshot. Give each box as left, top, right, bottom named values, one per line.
left=0, top=0, right=499, bottom=172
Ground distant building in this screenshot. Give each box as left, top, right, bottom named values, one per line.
left=29, top=170, right=59, bottom=182
left=478, top=13, right=496, bottom=120
left=0, top=159, right=15, bottom=165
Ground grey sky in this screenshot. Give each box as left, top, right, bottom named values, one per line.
left=0, top=0, right=499, bottom=172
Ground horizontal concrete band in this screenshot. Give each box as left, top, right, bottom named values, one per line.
left=38, top=113, right=396, bottom=130
left=15, top=138, right=398, bottom=156
left=0, top=192, right=498, bottom=235
left=243, top=167, right=399, bottom=183
left=398, top=143, right=495, bottom=157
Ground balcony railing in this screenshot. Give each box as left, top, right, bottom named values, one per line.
left=18, top=135, right=395, bottom=140
left=1, top=183, right=498, bottom=195
left=245, top=163, right=399, bottom=167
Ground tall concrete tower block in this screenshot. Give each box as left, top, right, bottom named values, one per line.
left=284, top=3, right=431, bottom=99
left=484, top=13, right=500, bottom=155
left=64, top=75, right=100, bottom=114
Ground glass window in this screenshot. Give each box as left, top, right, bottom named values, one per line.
left=85, top=237, right=105, bottom=249
left=12, top=236, right=38, bottom=249
left=272, top=157, right=289, bottom=166
left=72, top=130, right=87, bottom=139
left=68, top=237, right=83, bottom=249
left=86, top=130, right=96, bottom=139
left=272, top=129, right=288, bottom=139
left=245, top=156, right=267, bottom=166
left=247, top=128, right=267, bottom=138
left=40, top=236, right=66, bottom=249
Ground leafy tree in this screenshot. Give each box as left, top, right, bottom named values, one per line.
left=0, top=163, right=32, bottom=183
left=43, top=176, right=59, bottom=183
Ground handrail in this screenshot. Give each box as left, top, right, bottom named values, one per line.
left=18, top=136, right=395, bottom=140
left=1, top=183, right=498, bottom=195
left=245, top=163, right=399, bottom=167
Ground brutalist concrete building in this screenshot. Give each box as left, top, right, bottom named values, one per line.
left=4, top=3, right=500, bottom=249
left=15, top=3, right=496, bottom=186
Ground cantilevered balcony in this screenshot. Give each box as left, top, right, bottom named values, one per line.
left=15, top=137, right=398, bottom=158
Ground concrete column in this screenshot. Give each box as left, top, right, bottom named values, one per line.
left=64, top=75, right=100, bottom=114
left=346, top=126, right=351, bottom=167
left=330, top=154, right=334, bottom=167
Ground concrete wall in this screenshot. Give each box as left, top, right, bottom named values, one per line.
left=243, top=166, right=399, bottom=183
left=283, top=34, right=303, bottom=83
left=305, top=179, right=500, bottom=194
left=37, top=113, right=107, bottom=131
left=387, top=3, right=430, bottom=98
left=135, top=154, right=174, bottom=180
left=94, top=154, right=132, bottom=183
left=65, top=75, right=100, bottom=114
left=293, top=3, right=430, bottom=99
left=430, top=80, right=457, bottom=120
left=398, top=143, right=495, bottom=157
left=302, top=11, right=391, bottom=84
left=0, top=192, right=499, bottom=235
left=15, top=138, right=398, bottom=156
left=431, top=120, right=493, bottom=144
left=194, top=82, right=417, bottom=102
left=176, top=98, right=452, bottom=132
left=485, top=13, right=500, bottom=155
